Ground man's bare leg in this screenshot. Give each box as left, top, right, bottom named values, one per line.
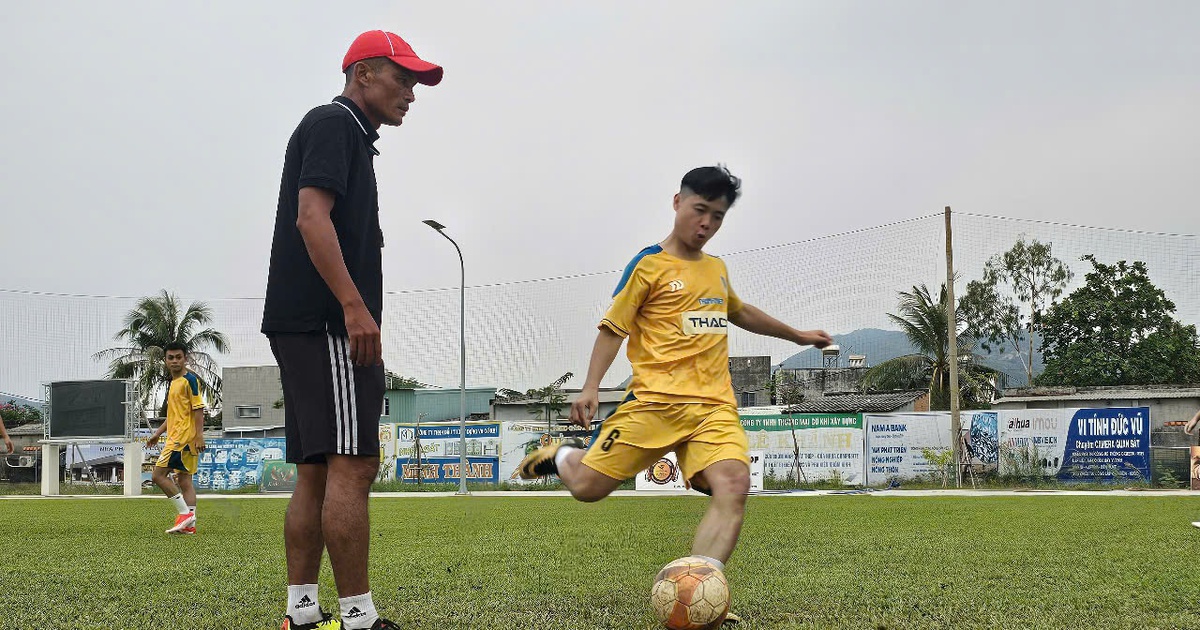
left=322, top=454, right=379, bottom=597
left=689, top=460, right=751, bottom=564
left=286, top=463, right=328, bottom=585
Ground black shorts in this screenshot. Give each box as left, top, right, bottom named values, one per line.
left=268, top=332, right=384, bottom=464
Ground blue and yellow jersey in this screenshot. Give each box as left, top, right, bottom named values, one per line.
left=600, top=245, right=744, bottom=406
left=165, top=372, right=205, bottom=449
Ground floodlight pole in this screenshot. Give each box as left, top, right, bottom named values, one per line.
left=423, top=220, right=470, bottom=496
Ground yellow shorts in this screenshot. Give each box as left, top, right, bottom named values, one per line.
left=581, top=400, right=749, bottom=482
left=156, top=445, right=199, bottom=475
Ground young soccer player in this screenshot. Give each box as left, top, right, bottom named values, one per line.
left=145, top=341, right=206, bottom=535
left=518, top=165, right=833, bottom=621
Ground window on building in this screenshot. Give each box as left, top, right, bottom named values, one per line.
left=381, top=397, right=390, bottom=417
left=235, top=406, right=262, bottom=419
left=738, top=391, right=756, bottom=408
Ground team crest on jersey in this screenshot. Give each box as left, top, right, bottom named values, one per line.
left=668, top=279, right=685, bottom=292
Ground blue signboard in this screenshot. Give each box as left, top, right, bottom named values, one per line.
left=195, top=438, right=289, bottom=490
left=1058, top=407, right=1150, bottom=481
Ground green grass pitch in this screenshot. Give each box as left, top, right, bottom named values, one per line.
left=3, top=495, right=1199, bottom=629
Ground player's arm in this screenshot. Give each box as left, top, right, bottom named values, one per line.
left=570, top=328, right=625, bottom=430
left=728, top=304, right=833, bottom=348
left=145, top=421, right=167, bottom=448
left=192, top=408, right=206, bottom=451
left=1184, top=409, right=1200, bottom=435
left=572, top=251, right=651, bottom=428
left=295, top=186, right=380, bottom=367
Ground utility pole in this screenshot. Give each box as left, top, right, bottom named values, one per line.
left=945, top=206, right=963, bottom=488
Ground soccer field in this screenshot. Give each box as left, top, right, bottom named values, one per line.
left=3, top=494, right=1199, bottom=629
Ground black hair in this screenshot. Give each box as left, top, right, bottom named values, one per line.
left=680, top=164, right=741, bottom=207
left=164, top=342, right=187, bottom=355
left=343, top=57, right=392, bottom=86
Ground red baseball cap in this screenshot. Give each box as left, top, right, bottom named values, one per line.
left=342, top=30, right=443, bottom=86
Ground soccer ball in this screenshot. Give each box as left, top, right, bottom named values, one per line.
left=650, top=556, right=730, bottom=629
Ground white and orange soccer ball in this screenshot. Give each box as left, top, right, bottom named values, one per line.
left=650, top=556, right=731, bottom=630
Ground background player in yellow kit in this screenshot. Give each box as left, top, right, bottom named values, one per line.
left=519, top=165, right=833, bottom=587
left=146, top=341, right=206, bottom=534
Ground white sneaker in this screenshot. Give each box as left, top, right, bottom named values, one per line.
left=1191, top=522, right=1200, bottom=529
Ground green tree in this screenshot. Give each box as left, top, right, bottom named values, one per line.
left=1036, top=256, right=1200, bottom=386
left=861, top=283, right=1002, bottom=410
left=0, top=401, right=43, bottom=428
left=93, top=290, right=228, bottom=414
left=526, top=372, right=574, bottom=429
left=384, top=371, right=425, bottom=389
left=960, top=238, right=1073, bottom=384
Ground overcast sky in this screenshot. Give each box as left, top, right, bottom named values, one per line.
left=2, top=1, right=1197, bottom=298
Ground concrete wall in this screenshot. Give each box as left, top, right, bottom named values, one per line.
left=221, top=366, right=285, bottom=431
left=778, top=367, right=870, bottom=399
left=730, top=356, right=771, bottom=407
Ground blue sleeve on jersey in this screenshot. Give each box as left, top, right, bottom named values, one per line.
left=184, top=372, right=200, bottom=396
left=612, top=244, right=663, bottom=297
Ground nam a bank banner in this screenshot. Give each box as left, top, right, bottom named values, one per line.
left=999, top=407, right=1150, bottom=482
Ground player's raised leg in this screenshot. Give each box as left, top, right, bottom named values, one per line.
left=518, top=438, right=624, bottom=502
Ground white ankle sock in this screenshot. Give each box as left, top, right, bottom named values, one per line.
left=554, top=446, right=578, bottom=469
left=286, top=584, right=322, bottom=624
left=340, top=591, right=379, bottom=629
left=169, top=493, right=188, bottom=515
left=695, top=555, right=726, bottom=571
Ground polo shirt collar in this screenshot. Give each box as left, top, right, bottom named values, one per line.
left=332, top=96, right=381, bottom=155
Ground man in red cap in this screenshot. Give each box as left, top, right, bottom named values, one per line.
left=263, top=30, right=441, bottom=630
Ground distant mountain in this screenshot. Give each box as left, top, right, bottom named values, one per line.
left=777, top=328, right=1042, bottom=387
left=778, top=329, right=912, bottom=370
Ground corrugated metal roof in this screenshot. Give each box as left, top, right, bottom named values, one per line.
left=997, top=386, right=1200, bottom=403
left=6, top=422, right=44, bottom=436
left=782, top=391, right=926, bottom=413
left=736, top=392, right=926, bottom=415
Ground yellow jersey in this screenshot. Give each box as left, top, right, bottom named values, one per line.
left=165, top=372, right=205, bottom=449
left=600, top=245, right=744, bottom=406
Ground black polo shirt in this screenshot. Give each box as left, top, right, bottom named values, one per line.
left=262, top=96, right=384, bottom=336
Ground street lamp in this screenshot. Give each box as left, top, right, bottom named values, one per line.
left=422, top=219, right=469, bottom=496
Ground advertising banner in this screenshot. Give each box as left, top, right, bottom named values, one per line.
left=961, top=411, right=1001, bottom=472
left=394, top=422, right=501, bottom=483
left=195, top=438, right=290, bottom=491
left=864, top=413, right=952, bottom=484
left=499, top=421, right=597, bottom=483
left=377, top=423, right=397, bottom=481
left=634, top=450, right=766, bottom=493
left=741, top=414, right=864, bottom=484
left=998, top=407, right=1150, bottom=482
left=635, top=451, right=689, bottom=492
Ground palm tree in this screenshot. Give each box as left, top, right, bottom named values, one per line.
left=861, top=283, right=1002, bottom=410
left=93, top=290, right=229, bottom=414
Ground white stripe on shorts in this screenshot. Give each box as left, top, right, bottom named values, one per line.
left=340, top=336, right=359, bottom=455
left=328, top=333, right=345, bottom=454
